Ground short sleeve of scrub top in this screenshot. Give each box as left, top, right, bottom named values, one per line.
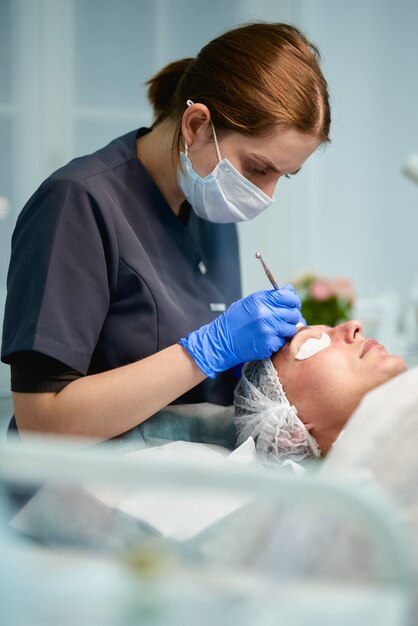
left=1, top=129, right=242, bottom=417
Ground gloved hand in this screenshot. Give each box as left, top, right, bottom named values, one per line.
left=179, top=287, right=303, bottom=378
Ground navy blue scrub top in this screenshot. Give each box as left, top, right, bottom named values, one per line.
left=1, top=128, right=242, bottom=434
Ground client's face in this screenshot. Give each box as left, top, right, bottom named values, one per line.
left=271, top=320, right=407, bottom=454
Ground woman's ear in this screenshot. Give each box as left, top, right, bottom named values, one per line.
left=181, top=102, right=212, bottom=151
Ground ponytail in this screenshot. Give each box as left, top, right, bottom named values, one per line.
left=146, top=58, right=193, bottom=123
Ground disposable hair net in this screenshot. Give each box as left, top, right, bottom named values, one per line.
left=234, top=359, right=321, bottom=464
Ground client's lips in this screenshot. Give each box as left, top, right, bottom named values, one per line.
left=361, top=338, right=384, bottom=357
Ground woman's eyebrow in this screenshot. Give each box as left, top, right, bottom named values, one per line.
left=294, top=326, right=314, bottom=338
left=292, top=324, right=332, bottom=344
left=291, top=325, right=329, bottom=347
left=248, top=153, right=302, bottom=177
left=248, top=153, right=280, bottom=173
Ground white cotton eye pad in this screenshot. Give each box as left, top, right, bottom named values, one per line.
left=295, top=332, right=331, bottom=360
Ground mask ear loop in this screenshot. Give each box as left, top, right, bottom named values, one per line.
left=211, top=124, right=223, bottom=163
left=183, top=100, right=195, bottom=157
left=184, top=100, right=222, bottom=162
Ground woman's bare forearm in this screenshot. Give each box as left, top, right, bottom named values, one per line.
left=13, top=344, right=206, bottom=440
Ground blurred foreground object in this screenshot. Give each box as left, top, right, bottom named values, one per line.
left=402, top=153, right=418, bottom=185
left=0, top=432, right=414, bottom=626
left=293, top=273, right=355, bottom=326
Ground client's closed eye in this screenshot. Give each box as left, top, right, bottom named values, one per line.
left=292, top=325, right=331, bottom=354
left=295, top=333, right=331, bottom=360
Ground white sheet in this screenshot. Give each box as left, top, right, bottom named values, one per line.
left=87, top=437, right=259, bottom=541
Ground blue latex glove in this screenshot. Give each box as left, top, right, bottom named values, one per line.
left=282, top=283, right=307, bottom=326
left=179, top=287, right=302, bottom=378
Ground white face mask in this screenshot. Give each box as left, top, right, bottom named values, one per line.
left=177, top=102, right=274, bottom=223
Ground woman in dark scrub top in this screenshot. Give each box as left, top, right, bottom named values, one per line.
left=1, top=22, right=330, bottom=441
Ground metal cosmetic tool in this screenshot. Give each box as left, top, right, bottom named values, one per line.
left=255, top=252, right=279, bottom=290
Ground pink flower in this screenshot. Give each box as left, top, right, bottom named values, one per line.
left=328, top=278, right=355, bottom=303
left=309, top=279, right=333, bottom=301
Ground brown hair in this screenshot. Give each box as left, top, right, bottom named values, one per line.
left=146, top=22, right=330, bottom=149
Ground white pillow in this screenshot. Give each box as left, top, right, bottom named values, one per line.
left=323, top=366, right=418, bottom=532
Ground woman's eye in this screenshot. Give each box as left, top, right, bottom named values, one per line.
left=247, top=166, right=267, bottom=177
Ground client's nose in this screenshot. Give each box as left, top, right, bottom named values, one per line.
left=339, top=320, right=363, bottom=343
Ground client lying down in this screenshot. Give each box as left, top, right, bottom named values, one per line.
left=234, top=320, right=406, bottom=465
